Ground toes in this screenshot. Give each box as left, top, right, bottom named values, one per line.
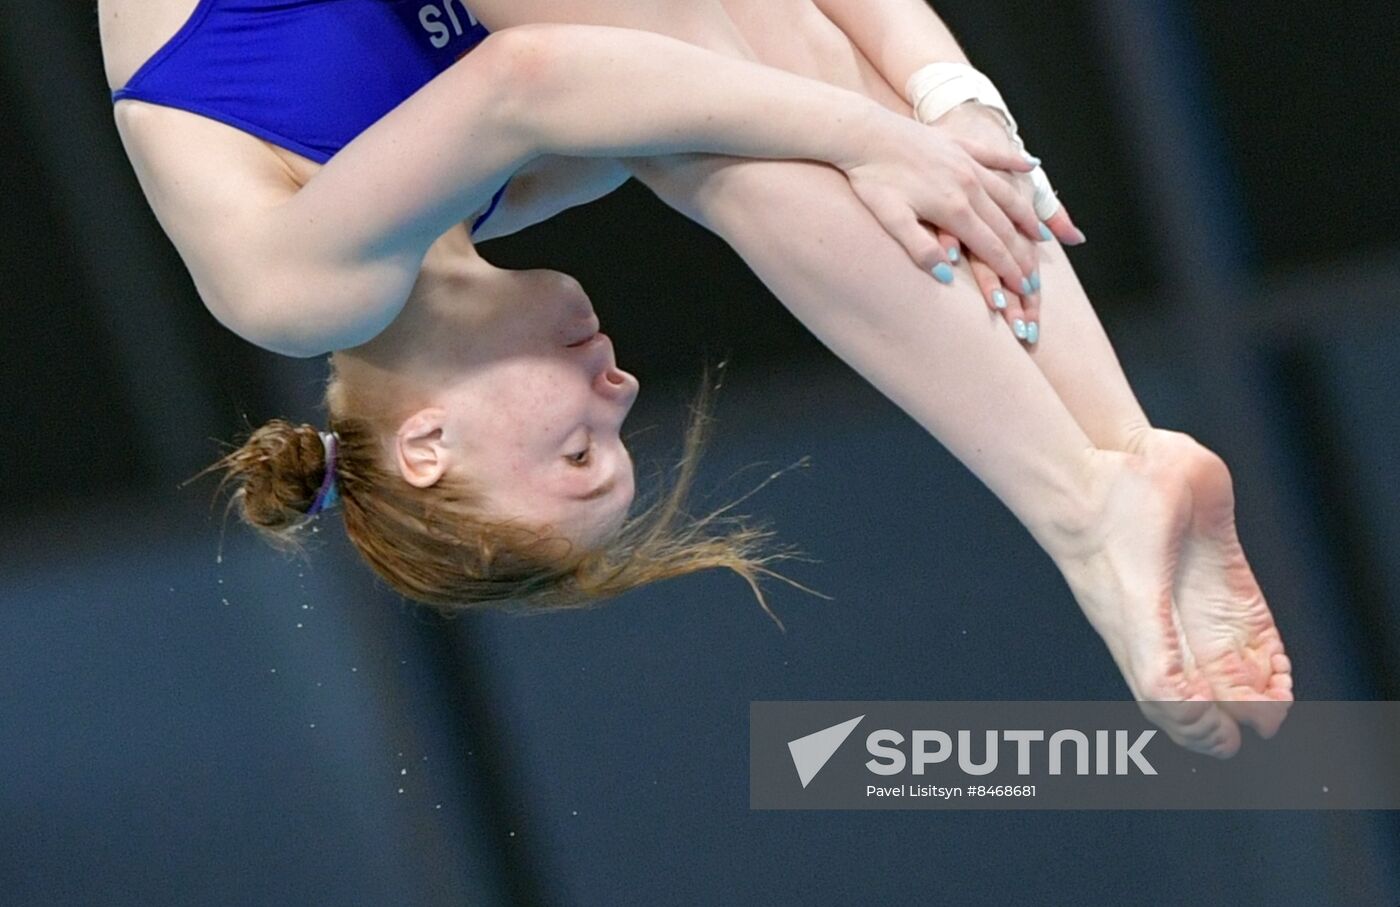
left=1221, top=695, right=1292, bottom=740
left=1138, top=699, right=1242, bottom=759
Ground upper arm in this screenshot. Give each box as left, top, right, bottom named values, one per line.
left=114, top=99, right=323, bottom=351
left=112, top=29, right=546, bottom=355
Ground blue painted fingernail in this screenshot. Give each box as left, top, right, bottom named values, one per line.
left=992, top=289, right=1008, bottom=310
left=1030, top=270, right=1042, bottom=292
left=1020, top=277, right=1033, bottom=295
left=1026, top=321, right=1040, bottom=345
left=1013, top=318, right=1028, bottom=340
left=932, top=262, right=955, bottom=284
left=947, top=247, right=960, bottom=264
left=1038, top=223, right=1053, bottom=241
left=1024, top=153, right=1041, bottom=167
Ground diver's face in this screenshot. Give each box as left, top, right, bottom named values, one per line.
left=422, top=267, right=640, bottom=548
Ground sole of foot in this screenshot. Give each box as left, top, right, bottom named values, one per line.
left=1058, top=449, right=1250, bottom=758
left=1133, top=429, right=1294, bottom=740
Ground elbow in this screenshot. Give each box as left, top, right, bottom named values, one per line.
left=200, top=274, right=336, bottom=359
left=206, top=260, right=412, bottom=358
left=472, top=25, right=573, bottom=144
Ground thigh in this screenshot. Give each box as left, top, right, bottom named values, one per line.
left=469, top=0, right=908, bottom=112
left=468, top=0, right=758, bottom=59
left=720, top=0, right=909, bottom=113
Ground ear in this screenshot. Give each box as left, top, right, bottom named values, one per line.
left=394, top=408, right=451, bottom=488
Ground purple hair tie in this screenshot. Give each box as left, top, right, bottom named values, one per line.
left=305, top=431, right=340, bottom=517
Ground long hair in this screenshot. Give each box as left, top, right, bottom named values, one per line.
left=207, top=365, right=819, bottom=625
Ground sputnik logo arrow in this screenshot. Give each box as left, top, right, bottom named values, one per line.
left=787, top=715, right=865, bottom=788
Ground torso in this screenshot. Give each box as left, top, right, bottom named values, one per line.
left=100, top=0, right=320, bottom=186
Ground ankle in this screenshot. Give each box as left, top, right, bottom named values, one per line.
left=1036, top=447, right=1131, bottom=565
left=1034, top=448, right=1141, bottom=565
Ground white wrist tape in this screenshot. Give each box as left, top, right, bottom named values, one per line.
left=906, top=62, right=1061, bottom=221
left=906, top=62, right=1018, bottom=134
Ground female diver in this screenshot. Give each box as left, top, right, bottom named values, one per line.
left=100, top=0, right=1290, bottom=755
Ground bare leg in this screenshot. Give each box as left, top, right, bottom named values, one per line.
left=715, top=0, right=1293, bottom=737
left=744, top=1, right=1293, bottom=728
left=633, top=152, right=1261, bottom=754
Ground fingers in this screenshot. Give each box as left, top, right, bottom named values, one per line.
left=968, top=257, right=1040, bottom=344
left=869, top=196, right=955, bottom=278
left=934, top=229, right=962, bottom=267
left=967, top=183, right=1038, bottom=288
left=1045, top=207, right=1087, bottom=246
left=968, top=256, right=1013, bottom=319
left=978, top=164, right=1044, bottom=244
left=955, top=137, right=1038, bottom=174
left=946, top=204, right=1024, bottom=292
left=1019, top=271, right=1041, bottom=343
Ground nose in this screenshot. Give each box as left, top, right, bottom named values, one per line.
left=596, top=365, right=640, bottom=408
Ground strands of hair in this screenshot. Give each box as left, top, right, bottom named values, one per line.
left=198, top=363, right=826, bottom=625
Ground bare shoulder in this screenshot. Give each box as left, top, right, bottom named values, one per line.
left=98, top=0, right=205, bottom=91
left=114, top=98, right=305, bottom=302
left=100, top=0, right=314, bottom=319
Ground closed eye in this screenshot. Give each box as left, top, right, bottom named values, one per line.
left=566, top=446, right=592, bottom=466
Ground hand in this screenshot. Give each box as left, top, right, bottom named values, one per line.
left=841, top=107, right=1046, bottom=291
left=927, top=104, right=1086, bottom=344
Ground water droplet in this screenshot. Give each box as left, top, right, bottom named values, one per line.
left=435, top=804, right=442, bottom=810
left=422, top=756, right=428, bottom=762
left=571, top=810, right=578, bottom=816
left=315, top=682, right=323, bottom=687
left=351, top=667, right=358, bottom=673
left=400, top=768, right=407, bottom=776
left=508, top=831, right=515, bottom=837
left=296, top=623, right=304, bottom=629
left=269, top=668, right=277, bottom=673
left=397, top=788, right=404, bottom=794
left=1322, top=785, right=1330, bottom=793
left=221, top=598, right=230, bottom=607
left=216, top=554, right=222, bottom=565
left=301, top=604, right=309, bottom=610
left=309, top=723, right=316, bottom=728
left=217, top=578, right=223, bottom=585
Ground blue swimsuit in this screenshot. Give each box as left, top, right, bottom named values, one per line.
left=113, top=0, right=507, bottom=231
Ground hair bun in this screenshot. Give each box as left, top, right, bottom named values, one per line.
left=219, top=419, right=329, bottom=534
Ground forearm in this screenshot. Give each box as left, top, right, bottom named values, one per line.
left=813, top=0, right=969, bottom=93
left=518, top=25, right=882, bottom=167
left=263, top=24, right=893, bottom=352
left=287, top=25, right=884, bottom=262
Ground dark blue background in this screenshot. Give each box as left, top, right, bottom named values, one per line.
left=2, top=1, right=1397, bottom=904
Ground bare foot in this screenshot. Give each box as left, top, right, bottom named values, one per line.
left=1132, top=429, right=1294, bottom=738
left=1052, top=450, right=1246, bottom=757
